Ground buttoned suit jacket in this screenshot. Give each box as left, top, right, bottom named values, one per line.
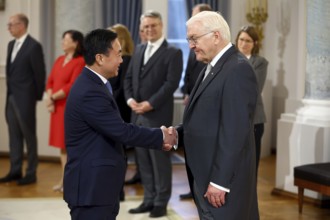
left=124, top=40, right=183, bottom=127
left=249, top=55, right=268, bottom=124
left=64, top=67, right=163, bottom=207
left=177, top=46, right=259, bottom=219
left=5, top=35, right=46, bottom=132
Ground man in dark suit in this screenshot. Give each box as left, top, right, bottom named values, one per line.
left=180, top=3, right=212, bottom=201
left=63, top=29, right=176, bottom=220
left=176, top=11, right=259, bottom=219
left=0, top=13, right=46, bottom=185
left=124, top=10, right=183, bottom=218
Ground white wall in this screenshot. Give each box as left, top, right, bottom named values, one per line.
left=230, top=0, right=306, bottom=151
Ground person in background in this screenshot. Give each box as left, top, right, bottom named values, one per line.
left=46, top=30, right=85, bottom=192
left=139, top=22, right=148, bottom=44
left=124, top=10, right=183, bottom=218
left=176, top=11, right=259, bottom=219
left=108, top=24, right=134, bottom=200
left=63, top=29, right=176, bottom=220
left=124, top=22, right=147, bottom=186
left=180, top=3, right=212, bottom=200
left=0, top=13, right=46, bottom=185
left=235, top=25, right=268, bottom=175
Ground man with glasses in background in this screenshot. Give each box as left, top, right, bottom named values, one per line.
left=0, top=13, right=46, bottom=185
left=124, top=10, right=183, bottom=218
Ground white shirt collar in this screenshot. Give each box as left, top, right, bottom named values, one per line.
left=210, top=42, right=233, bottom=67
left=85, top=66, right=108, bottom=84
left=147, top=36, right=165, bottom=51
left=16, top=33, right=28, bottom=44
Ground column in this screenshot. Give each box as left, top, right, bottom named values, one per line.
left=275, top=0, right=330, bottom=200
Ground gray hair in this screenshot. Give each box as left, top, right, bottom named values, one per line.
left=186, top=11, right=231, bottom=42
left=140, top=10, right=162, bottom=22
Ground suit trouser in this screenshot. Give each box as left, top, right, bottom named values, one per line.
left=6, top=95, right=38, bottom=176
left=135, top=147, right=172, bottom=207
left=193, top=180, right=214, bottom=220
left=69, top=204, right=119, bottom=220
left=254, top=123, right=264, bottom=173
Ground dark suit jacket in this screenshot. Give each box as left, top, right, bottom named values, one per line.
left=109, top=55, right=131, bottom=123
left=64, top=67, right=164, bottom=206
left=182, top=49, right=205, bottom=95
left=5, top=35, right=46, bottom=130
left=249, top=55, right=268, bottom=124
left=124, top=40, right=183, bottom=127
left=177, top=46, right=259, bottom=219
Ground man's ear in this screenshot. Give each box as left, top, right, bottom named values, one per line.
left=95, top=54, right=103, bottom=66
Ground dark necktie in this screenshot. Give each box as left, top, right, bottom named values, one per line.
left=105, top=81, right=113, bottom=95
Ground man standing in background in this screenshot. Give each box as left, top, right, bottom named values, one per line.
left=124, top=10, right=183, bottom=218
left=0, top=13, right=46, bottom=185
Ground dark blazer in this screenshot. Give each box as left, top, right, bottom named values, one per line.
left=177, top=46, right=259, bottom=219
left=182, top=49, right=205, bottom=95
left=124, top=40, right=183, bottom=127
left=249, top=55, right=268, bottom=124
left=64, top=67, right=164, bottom=206
left=5, top=35, right=46, bottom=130
left=109, top=55, right=131, bottom=123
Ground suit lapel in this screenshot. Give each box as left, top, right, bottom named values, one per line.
left=140, top=40, right=168, bottom=77
left=12, top=35, right=30, bottom=64
left=6, top=40, right=15, bottom=68
left=184, top=46, right=237, bottom=119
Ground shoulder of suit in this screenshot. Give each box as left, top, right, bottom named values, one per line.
left=252, top=55, right=268, bottom=64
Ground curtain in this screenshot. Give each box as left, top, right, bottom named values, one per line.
left=102, top=0, right=142, bottom=45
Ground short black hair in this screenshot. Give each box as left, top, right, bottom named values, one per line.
left=84, top=29, right=118, bottom=66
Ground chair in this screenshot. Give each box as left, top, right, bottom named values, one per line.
left=294, top=163, right=330, bottom=213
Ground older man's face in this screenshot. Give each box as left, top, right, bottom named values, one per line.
left=186, top=21, right=216, bottom=64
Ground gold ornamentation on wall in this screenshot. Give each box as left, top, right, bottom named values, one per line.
left=246, top=0, right=268, bottom=45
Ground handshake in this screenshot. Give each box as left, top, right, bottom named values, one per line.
left=160, top=126, right=178, bottom=151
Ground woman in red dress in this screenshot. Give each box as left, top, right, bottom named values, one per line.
left=46, top=30, right=85, bottom=192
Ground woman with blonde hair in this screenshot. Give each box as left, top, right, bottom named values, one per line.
left=108, top=24, right=135, bottom=201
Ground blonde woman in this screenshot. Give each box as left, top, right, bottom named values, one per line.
left=108, top=24, right=135, bottom=200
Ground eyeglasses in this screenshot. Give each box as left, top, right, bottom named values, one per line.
left=186, top=31, right=213, bottom=45
left=143, top=23, right=160, bottom=30
left=7, top=22, right=21, bottom=27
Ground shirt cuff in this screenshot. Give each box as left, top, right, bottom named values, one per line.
left=127, top=98, right=134, bottom=106
left=210, top=182, right=230, bottom=193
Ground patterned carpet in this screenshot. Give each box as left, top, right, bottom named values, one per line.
left=0, top=197, right=181, bottom=220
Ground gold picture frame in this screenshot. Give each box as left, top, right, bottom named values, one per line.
left=0, top=0, right=5, bottom=11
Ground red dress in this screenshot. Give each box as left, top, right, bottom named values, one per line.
left=46, top=55, right=85, bottom=149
